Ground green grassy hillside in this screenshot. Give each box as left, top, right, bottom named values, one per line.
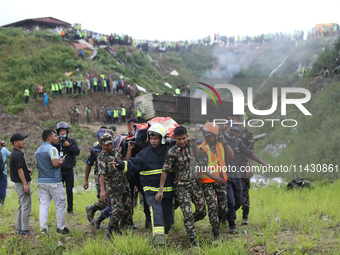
left=0, top=27, right=215, bottom=114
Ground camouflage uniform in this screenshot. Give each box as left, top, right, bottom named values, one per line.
left=100, top=108, right=106, bottom=124
left=198, top=143, right=228, bottom=238
left=97, top=133, right=131, bottom=230
left=96, top=106, right=100, bottom=121
left=69, top=108, right=74, bottom=125
left=235, top=127, right=254, bottom=220
left=163, top=142, right=206, bottom=242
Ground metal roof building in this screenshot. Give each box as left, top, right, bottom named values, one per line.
left=1, top=17, right=71, bottom=30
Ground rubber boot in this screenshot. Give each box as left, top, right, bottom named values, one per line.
left=105, top=225, right=122, bottom=240
left=86, top=205, right=99, bottom=223
left=105, top=225, right=113, bottom=241
left=92, top=215, right=105, bottom=230
left=145, top=215, right=152, bottom=229
left=242, top=208, right=249, bottom=225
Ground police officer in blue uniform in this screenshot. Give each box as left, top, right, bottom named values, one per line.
left=223, top=121, right=268, bottom=233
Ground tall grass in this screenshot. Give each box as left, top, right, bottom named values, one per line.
left=1, top=180, right=340, bottom=254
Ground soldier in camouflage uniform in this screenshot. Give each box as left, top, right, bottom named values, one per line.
left=100, top=107, right=106, bottom=125
left=74, top=107, right=79, bottom=124
left=229, top=115, right=254, bottom=225
left=156, top=126, right=206, bottom=247
left=69, top=107, right=74, bottom=125
left=96, top=104, right=100, bottom=121
left=198, top=123, right=234, bottom=243
left=84, top=129, right=110, bottom=224
left=98, top=133, right=132, bottom=240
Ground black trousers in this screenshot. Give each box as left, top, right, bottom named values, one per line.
left=128, top=173, right=150, bottom=222
left=61, top=169, right=74, bottom=213
left=226, top=178, right=243, bottom=223
left=145, top=194, right=173, bottom=235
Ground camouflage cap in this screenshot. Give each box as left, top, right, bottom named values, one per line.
left=100, top=133, right=113, bottom=145
left=96, top=128, right=107, bottom=142
left=106, top=129, right=115, bottom=136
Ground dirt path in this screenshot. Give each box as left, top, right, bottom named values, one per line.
left=79, top=122, right=129, bottom=135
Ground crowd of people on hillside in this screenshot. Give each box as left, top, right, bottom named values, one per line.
left=51, top=23, right=340, bottom=53
left=24, top=73, right=140, bottom=103
left=67, top=101, right=142, bottom=126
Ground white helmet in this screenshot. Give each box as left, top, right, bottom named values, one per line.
left=148, top=123, right=166, bottom=144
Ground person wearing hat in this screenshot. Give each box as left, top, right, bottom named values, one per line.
left=108, top=126, right=117, bottom=138
left=197, top=123, right=234, bottom=243
left=111, top=123, right=175, bottom=245
left=223, top=120, right=268, bottom=234
left=54, top=122, right=80, bottom=215
left=97, top=133, right=131, bottom=240
left=84, top=128, right=112, bottom=226
left=9, top=133, right=32, bottom=235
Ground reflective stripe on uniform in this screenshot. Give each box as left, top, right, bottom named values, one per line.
left=140, top=169, right=162, bottom=175
left=153, top=226, right=164, bottom=236
left=143, top=186, right=174, bottom=192
left=140, top=169, right=175, bottom=175
left=122, top=161, right=128, bottom=173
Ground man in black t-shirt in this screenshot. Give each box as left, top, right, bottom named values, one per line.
left=9, top=133, right=33, bottom=235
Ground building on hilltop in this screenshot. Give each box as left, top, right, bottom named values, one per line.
left=1, top=17, right=71, bottom=30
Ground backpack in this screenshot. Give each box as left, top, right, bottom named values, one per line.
left=0, top=148, right=4, bottom=173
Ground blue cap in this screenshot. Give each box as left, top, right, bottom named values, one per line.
left=96, top=128, right=107, bottom=142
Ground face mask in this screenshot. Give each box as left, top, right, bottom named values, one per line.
left=59, top=134, right=67, bottom=139
left=225, top=133, right=235, bottom=139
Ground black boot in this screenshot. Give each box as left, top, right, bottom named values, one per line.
left=190, top=237, right=198, bottom=247
left=170, top=212, right=175, bottom=230
left=145, top=216, right=152, bottom=229
left=86, top=205, right=99, bottom=223
left=92, top=215, right=105, bottom=230
left=105, top=225, right=122, bottom=240
left=242, top=208, right=249, bottom=225
left=229, top=221, right=238, bottom=234
left=105, top=225, right=113, bottom=240
left=128, top=218, right=137, bottom=230
left=212, top=227, right=220, bottom=244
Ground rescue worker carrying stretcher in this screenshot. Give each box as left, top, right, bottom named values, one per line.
left=197, top=123, right=234, bottom=243
left=111, top=123, right=175, bottom=245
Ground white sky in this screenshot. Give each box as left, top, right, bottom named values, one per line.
left=1, top=0, right=340, bottom=41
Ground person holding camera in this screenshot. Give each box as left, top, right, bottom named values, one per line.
left=0, top=141, right=11, bottom=205
left=54, top=122, right=80, bottom=214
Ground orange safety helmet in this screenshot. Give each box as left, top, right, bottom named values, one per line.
left=202, top=122, right=219, bottom=136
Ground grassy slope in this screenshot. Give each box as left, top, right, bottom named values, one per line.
left=1, top=178, right=339, bottom=254
left=0, top=28, right=215, bottom=115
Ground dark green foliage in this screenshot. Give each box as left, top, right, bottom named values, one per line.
left=0, top=29, right=83, bottom=114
